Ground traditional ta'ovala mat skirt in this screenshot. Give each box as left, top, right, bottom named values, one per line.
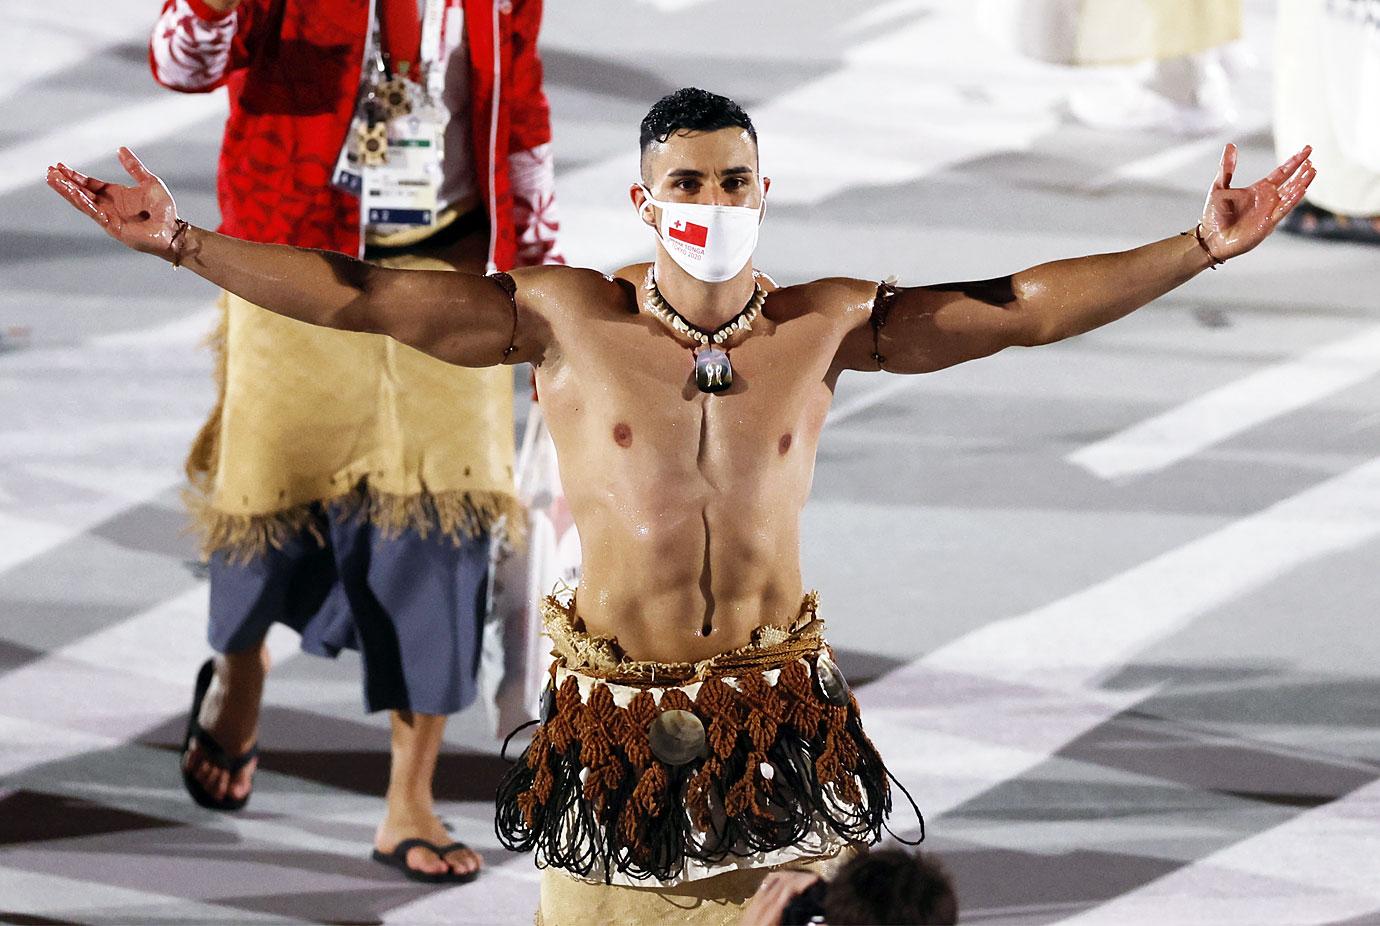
left=185, top=245, right=521, bottom=715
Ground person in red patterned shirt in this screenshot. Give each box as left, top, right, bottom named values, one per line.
left=148, top=0, right=564, bottom=883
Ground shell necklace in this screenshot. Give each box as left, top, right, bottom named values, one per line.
left=642, top=268, right=767, bottom=394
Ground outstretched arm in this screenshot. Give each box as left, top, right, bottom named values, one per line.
left=835, top=144, right=1315, bottom=373
left=47, top=148, right=550, bottom=367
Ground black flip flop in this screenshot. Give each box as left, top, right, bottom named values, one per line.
left=1281, top=201, right=1380, bottom=244
left=181, top=659, right=259, bottom=812
left=371, top=838, right=482, bottom=884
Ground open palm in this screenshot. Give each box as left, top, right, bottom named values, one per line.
left=1201, top=143, right=1315, bottom=262
left=46, top=147, right=179, bottom=259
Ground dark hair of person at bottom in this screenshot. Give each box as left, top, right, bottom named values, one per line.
left=820, top=848, right=959, bottom=925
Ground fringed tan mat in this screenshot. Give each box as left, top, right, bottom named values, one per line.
left=185, top=272, right=519, bottom=561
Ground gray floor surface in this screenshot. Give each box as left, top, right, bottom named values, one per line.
left=2, top=0, right=1379, bottom=923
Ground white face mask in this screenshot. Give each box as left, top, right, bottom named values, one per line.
left=637, top=184, right=765, bottom=283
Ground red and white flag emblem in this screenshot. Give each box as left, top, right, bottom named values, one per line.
left=668, top=220, right=709, bottom=249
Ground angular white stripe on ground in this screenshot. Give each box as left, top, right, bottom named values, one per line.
left=0, top=461, right=185, bottom=577
left=923, top=455, right=1380, bottom=689
left=859, top=676, right=1155, bottom=829
left=380, top=865, right=545, bottom=926
left=51, top=583, right=303, bottom=688
left=0, top=867, right=291, bottom=924
left=1080, top=121, right=1270, bottom=195
left=0, top=1, right=167, bottom=108
left=827, top=373, right=929, bottom=425
left=633, top=0, right=713, bottom=9
left=1050, top=777, right=1380, bottom=925
left=1, top=702, right=520, bottom=894
left=1069, top=324, right=1380, bottom=481
left=0, top=421, right=209, bottom=464
left=0, top=89, right=226, bottom=197
left=0, top=585, right=516, bottom=859
left=0, top=594, right=319, bottom=828
left=0, top=306, right=216, bottom=575
left=0, top=713, right=121, bottom=780
left=859, top=453, right=1380, bottom=831
left=0, top=707, right=508, bottom=853
left=0, top=511, right=79, bottom=574
left=0, top=586, right=301, bottom=755
left=0, top=710, right=537, bottom=922
left=14, top=747, right=515, bottom=860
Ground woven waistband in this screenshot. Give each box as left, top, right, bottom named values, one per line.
left=541, top=592, right=827, bottom=687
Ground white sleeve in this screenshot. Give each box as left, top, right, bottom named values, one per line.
left=150, top=0, right=239, bottom=92
left=509, top=143, right=566, bottom=267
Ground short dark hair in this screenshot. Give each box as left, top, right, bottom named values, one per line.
left=823, top=848, right=959, bottom=925
left=639, top=87, right=757, bottom=154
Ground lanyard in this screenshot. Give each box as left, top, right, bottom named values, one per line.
left=376, top=0, right=458, bottom=82
left=378, top=0, right=422, bottom=75
left=334, top=0, right=462, bottom=215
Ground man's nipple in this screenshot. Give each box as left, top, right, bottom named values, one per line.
left=613, top=422, right=633, bottom=448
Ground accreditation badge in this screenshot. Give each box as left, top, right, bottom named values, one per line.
left=332, top=0, right=454, bottom=223
left=331, top=115, right=369, bottom=196
left=362, top=101, right=446, bottom=227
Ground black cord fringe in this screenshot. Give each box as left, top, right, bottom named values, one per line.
left=494, top=691, right=921, bottom=884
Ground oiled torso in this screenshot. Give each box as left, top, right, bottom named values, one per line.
left=533, top=266, right=867, bottom=662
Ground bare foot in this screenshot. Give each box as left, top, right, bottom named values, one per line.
left=182, top=645, right=269, bottom=803
left=375, top=810, right=484, bottom=878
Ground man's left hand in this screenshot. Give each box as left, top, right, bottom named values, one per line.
left=1200, top=143, right=1316, bottom=262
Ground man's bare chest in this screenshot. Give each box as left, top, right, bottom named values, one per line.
left=537, top=309, right=839, bottom=461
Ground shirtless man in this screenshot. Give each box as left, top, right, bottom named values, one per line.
left=48, top=88, right=1313, bottom=923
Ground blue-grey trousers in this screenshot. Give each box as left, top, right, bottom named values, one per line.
left=208, top=503, right=489, bottom=716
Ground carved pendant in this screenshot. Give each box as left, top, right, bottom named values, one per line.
left=693, top=346, right=733, bottom=394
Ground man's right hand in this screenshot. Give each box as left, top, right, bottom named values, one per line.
left=47, top=148, right=180, bottom=261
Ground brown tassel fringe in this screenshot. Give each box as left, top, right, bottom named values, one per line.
left=184, top=482, right=525, bottom=565
left=495, top=657, right=922, bottom=884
